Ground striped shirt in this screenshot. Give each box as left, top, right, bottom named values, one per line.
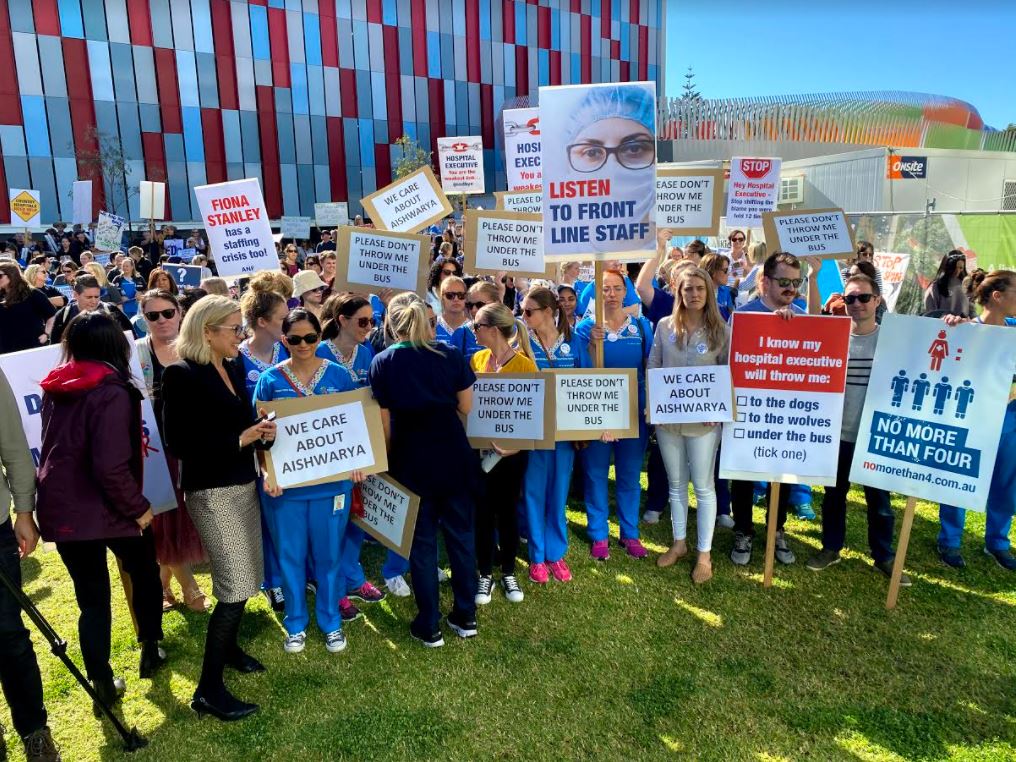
left=841, top=327, right=879, bottom=443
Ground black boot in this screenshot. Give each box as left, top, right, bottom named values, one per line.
left=139, top=640, right=167, bottom=679
left=226, top=646, right=266, bottom=674
left=91, top=675, right=125, bottom=718
left=192, top=601, right=258, bottom=722
left=23, top=726, right=61, bottom=762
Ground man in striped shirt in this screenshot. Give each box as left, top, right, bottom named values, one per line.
left=806, top=273, right=908, bottom=585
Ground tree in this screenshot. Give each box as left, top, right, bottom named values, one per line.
left=72, top=127, right=154, bottom=228
left=681, top=66, right=702, bottom=101
left=393, top=135, right=434, bottom=179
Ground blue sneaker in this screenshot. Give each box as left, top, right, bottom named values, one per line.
left=938, top=545, right=966, bottom=568
left=792, top=502, right=816, bottom=521
left=985, top=548, right=1016, bottom=571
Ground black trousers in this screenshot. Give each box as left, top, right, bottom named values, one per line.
left=56, top=530, right=163, bottom=683
left=476, top=452, right=528, bottom=576
left=731, top=479, right=789, bottom=537
left=0, top=520, right=47, bottom=737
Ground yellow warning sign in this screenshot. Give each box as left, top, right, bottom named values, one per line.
left=10, top=191, right=39, bottom=224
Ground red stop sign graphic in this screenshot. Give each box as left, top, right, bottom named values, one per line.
left=740, top=159, right=772, bottom=179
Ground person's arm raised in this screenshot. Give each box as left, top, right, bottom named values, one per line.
left=635, top=227, right=672, bottom=307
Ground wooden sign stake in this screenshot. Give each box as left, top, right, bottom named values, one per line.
left=762, top=482, right=781, bottom=588
left=592, top=261, right=605, bottom=369
left=886, top=495, right=917, bottom=610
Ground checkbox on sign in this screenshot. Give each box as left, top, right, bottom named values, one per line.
left=736, top=395, right=748, bottom=406
left=733, top=429, right=745, bottom=439
left=736, top=412, right=746, bottom=423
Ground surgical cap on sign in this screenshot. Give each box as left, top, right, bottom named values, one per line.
left=566, top=85, right=656, bottom=142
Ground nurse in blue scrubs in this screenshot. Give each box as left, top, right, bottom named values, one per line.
left=574, top=269, right=653, bottom=561
left=435, top=275, right=477, bottom=356
left=238, top=286, right=289, bottom=610
left=576, top=259, right=639, bottom=320
left=254, top=309, right=362, bottom=654
left=520, top=286, right=590, bottom=584
left=463, top=281, right=502, bottom=362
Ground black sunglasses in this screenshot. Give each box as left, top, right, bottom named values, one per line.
left=522, top=307, right=545, bottom=317
left=353, top=316, right=374, bottom=329
left=444, top=292, right=466, bottom=300
left=285, top=332, right=320, bottom=345
left=843, top=293, right=875, bottom=305
left=473, top=322, right=492, bottom=329
left=774, top=277, right=804, bottom=289
left=465, top=300, right=491, bottom=310
left=730, top=236, right=745, bottom=242
left=441, top=269, right=457, bottom=276
left=144, top=308, right=177, bottom=322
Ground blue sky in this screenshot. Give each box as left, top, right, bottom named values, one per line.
left=663, top=0, right=1016, bottom=129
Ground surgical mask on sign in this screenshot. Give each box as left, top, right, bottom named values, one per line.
left=588, top=165, right=654, bottom=253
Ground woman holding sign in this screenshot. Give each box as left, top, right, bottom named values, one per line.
left=253, top=309, right=365, bottom=653
left=521, top=286, right=590, bottom=583
left=647, top=268, right=730, bottom=583
left=575, top=270, right=653, bottom=560
left=471, top=303, right=537, bottom=604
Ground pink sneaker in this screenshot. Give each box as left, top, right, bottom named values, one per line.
left=620, top=538, right=648, bottom=559
left=529, top=562, right=549, bottom=584
left=590, top=540, right=610, bottom=561
left=548, top=559, right=572, bottom=582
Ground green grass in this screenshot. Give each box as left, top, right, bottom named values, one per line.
left=7, top=481, right=1016, bottom=761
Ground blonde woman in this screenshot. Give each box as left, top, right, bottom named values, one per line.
left=23, top=263, right=66, bottom=309
left=649, top=268, right=730, bottom=583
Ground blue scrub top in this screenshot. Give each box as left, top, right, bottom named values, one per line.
left=435, top=317, right=479, bottom=359
left=716, top=284, right=737, bottom=322
left=528, top=329, right=591, bottom=370
left=574, top=314, right=653, bottom=406
left=577, top=276, right=639, bottom=319
left=316, top=339, right=374, bottom=387
left=238, top=340, right=289, bottom=398
left=369, top=293, right=385, bottom=326
left=253, top=360, right=357, bottom=501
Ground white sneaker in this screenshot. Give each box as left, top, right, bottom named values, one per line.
left=716, top=514, right=735, bottom=529
left=500, top=575, right=524, bottom=603
left=324, top=630, right=347, bottom=653
left=475, top=575, right=494, bottom=605
left=384, top=575, right=412, bottom=597
left=283, top=631, right=306, bottom=653
left=437, top=567, right=450, bottom=583
left=642, top=510, right=662, bottom=525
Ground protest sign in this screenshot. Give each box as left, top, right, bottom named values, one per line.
left=816, top=259, right=846, bottom=306
left=0, top=341, right=176, bottom=514
left=725, top=157, right=781, bottom=227
left=193, top=178, right=276, bottom=277
left=260, top=388, right=388, bottom=490
left=314, top=202, right=349, bottom=227
left=503, top=107, right=541, bottom=192
left=351, top=473, right=420, bottom=558
left=436, top=136, right=485, bottom=194
left=55, top=285, right=73, bottom=301
left=762, top=208, right=855, bottom=260
left=720, top=313, right=851, bottom=486
left=177, top=247, right=196, bottom=262
left=466, top=373, right=555, bottom=450
left=72, top=181, right=92, bottom=225
left=647, top=365, right=734, bottom=425
left=139, top=181, right=165, bottom=220
left=163, top=238, right=184, bottom=259
left=93, top=253, right=111, bottom=267
left=94, top=211, right=126, bottom=252
left=551, top=368, right=639, bottom=441
left=170, top=264, right=203, bottom=288
left=849, top=314, right=1016, bottom=511
left=332, top=226, right=429, bottom=296
left=281, top=216, right=312, bottom=239
left=540, top=82, right=657, bottom=260
left=361, top=166, right=453, bottom=234
left=655, top=167, right=724, bottom=235
left=463, top=210, right=545, bottom=277
left=494, top=190, right=543, bottom=214
left=873, top=251, right=911, bottom=312
left=9, top=188, right=41, bottom=227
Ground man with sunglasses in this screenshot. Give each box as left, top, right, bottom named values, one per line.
left=805, top=274, right=906, bottom=584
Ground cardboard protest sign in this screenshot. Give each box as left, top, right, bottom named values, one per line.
left=463, top=210, right=545, bottom=277
left=494, top=190, right=542, bottom=214
left=720, top=313, right=851, bottom=486
left=436, top=136, right=485, bottom=194
left=9, top=188, right=41, bottom=227
left=139, top=181, right=165, bottom=220
left=873, top=252, right=911, bottom=312
left=170, top=264, right=203, bottom=288
left=849, top=315, right=1016, bottom=511
left=281, top=216, right=312, bottom=239
left=647, top=365, right=734, bottom=425
left=351, top=473, right=420, bottom=558
left=725, top=157, right=781, bottom=227
left=163, top=238, right=184, bottom=258
left=314, top=202, right=348, bottom=227
left=94, top=211, right=126, bottom=252
left=540, top=82, right=657, bottom=260
left=332, top=226, right=429, bottom=296
left=551, top=368, right=639, bottom=441
left=361, top=166, right=453, bottom=233
left=72, top=180, right=92, bottom=225
left=0, top=340, right=176, bottom=513
left=466, top=373, right=555, bottom=450
left=259, top=388, right=388, bottom=490
left=655, top=167, right=724, bottom=235
left=193, top=178, right=276, bottom=277
left=503, top=107, right=542, bottom=192
left=762, top=208, right=855, bottom=260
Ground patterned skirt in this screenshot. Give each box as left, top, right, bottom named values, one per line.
left=184, top=481, right=264, bottom=604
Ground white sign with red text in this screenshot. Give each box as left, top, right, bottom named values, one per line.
left=725, top=156, right=782, bottom=228
left=504, top=108, right=541, bottom=192
left=437, top=136, right=485, bottom=194
left=193, top=178, right=276, bottom=277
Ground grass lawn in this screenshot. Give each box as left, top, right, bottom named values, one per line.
left=7, top=482, right=1016, bottom=761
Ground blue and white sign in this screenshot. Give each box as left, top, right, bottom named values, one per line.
left=849, top=314, right=1016, bottom=511
left=171, top=264, right=203, bottom=288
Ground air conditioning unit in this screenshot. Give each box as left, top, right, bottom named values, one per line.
left=779, top=175, right=804, bottom=204
left=1002, top=180, right=1016, bottom=211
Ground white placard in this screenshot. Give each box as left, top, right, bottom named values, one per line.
left=72, top=180, right=92, bottom=225
left=496, top=190, right=543, bottom=214
left=503, top=108, right=541, bottom=192
left=436, top=136, right=485, bottom=194
left=314, top=202, right=349, bottom=227
left=873, top=251, right=911, bottom=313
left=9, top=188, right=41, bottom=227
left=647, top=365, right=734, bottom=425
left=764, top=209, right=854, bottom=259
left=271, top=401, right=375, bottom=489
left=193, top=178, right=277, bottom=277
left=555, top=372, right=632, bottom=431
left=352, top=473, right=419, bottom=557
left=655, top=169, right=722, bottom=233
left=467, top=376, right=547, bottom=441
left=361, top=166, right=453, bottom=233
left=725, top=156, right=781, bottom=227
left=281, top=215, right=312, bottom=239
left=466, top=211, right=544, bottom=276
left=94, top=211, right=126, bottom=252
left=139, top=181, right=166, bottom=220
left=342, top=228, right=427, bottom=292
left=848, top=315, right=1016, bottom=511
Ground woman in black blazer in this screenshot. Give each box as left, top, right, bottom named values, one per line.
left=161, top=296, right=276, bottom=722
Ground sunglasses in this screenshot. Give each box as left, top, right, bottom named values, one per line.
left=352, top=316, right=374, bottom=329
left=441, top=269, right=457, bottom=276
left=473, top=323, right=492, bottom=329
left=774, top=278, right=804, bottom=289
left=144, top=308, right=177, bottom=322
left=522, top=307, right=545, bottom=317
left=730, top=236, right=745, bottom=242
left=465, top=300, right=491, bottom=310
left=428, top=317, right=437, bottom=328
left=444, top=292, right=466, bottom=300
left=843, top=293, right=875, bottom=305
left=285, top=332, right=320, bottom=345
left=213, top=324, right=246, bottom=338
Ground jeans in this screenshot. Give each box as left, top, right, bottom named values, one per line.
left=56, top=530, right=164, bottom=683
left=0, top=520, right=47, bottom=737
left=820, top=440, right=895, bottom=562
left=657, top=427, right=720, bottom=551
left=476, top=452, right=528, bottom=576
left=732, top=479, right=788, bottom=537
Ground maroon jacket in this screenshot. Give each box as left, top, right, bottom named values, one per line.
left=36, top=360, right=150, bottom=542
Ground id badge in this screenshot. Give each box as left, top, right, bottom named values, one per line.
left=333, top=494, right=346, bottom=514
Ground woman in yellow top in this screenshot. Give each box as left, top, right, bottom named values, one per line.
left=469, top=304, right=537, bottom=605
